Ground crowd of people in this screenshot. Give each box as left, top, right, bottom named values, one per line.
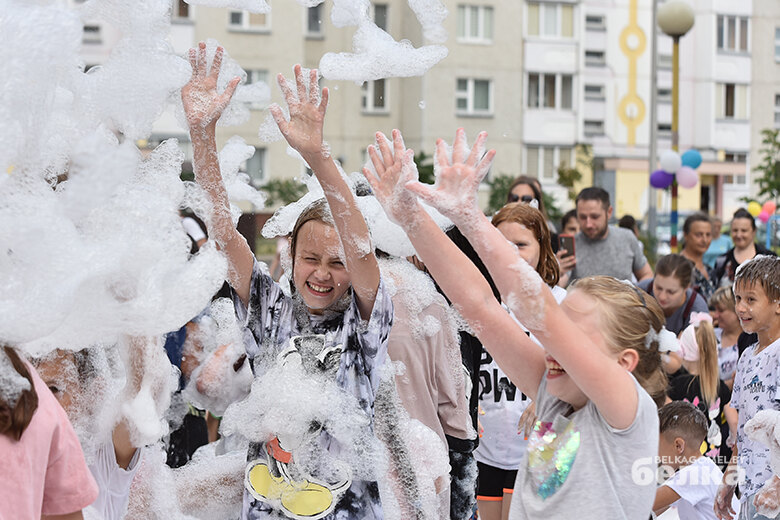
left=2, top=43, right=780, bottom=520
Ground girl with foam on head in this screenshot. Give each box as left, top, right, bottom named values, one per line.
left=363, top=128, right=667, bottom=519
left=182, top=44, right=391, bottom=520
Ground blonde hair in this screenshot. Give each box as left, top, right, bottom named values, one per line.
left=709, top=286, right=735, bottom=313
left=492, top=202, right=560, bottom=287
left=693, top=321, right=720, bottom=408
left=570, top=277, right=668, bottom=407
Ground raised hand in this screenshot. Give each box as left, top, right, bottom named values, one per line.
left=269, top=65, right=328, bottom=157
left=405, top=128, right=495, bottom=226
left=182, top=42, right=240, bottom=131
left=362, top=130, right=422, bottom=228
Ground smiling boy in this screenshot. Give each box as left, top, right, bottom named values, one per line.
left=714, top=256, right=780, bottom=520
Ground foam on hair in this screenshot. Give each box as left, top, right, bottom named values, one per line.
left=569, top=277, right=668, bottom=406
left=658, top=400, right=708, bottom=445
left=734, top=254, right=780, bottom=303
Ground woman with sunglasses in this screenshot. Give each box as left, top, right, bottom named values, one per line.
left=506, top=176, right=558, bottom=253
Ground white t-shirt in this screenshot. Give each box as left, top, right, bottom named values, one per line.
left=474, top=285, right=567, bottom=470
left=182, top=216, right=206, bottom=243
left=731, top=338, right=780, bottom=497
left=663, top=456, right=739, bottom=520
left=84, top=440, right=145, bottom=520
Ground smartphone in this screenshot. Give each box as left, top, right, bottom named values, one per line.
left=559, top=234, right=575, bottom=258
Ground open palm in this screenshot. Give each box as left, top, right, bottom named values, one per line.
left=181, top=42, right=240, bottom=130
left=270, top=65, right=328, bottom=157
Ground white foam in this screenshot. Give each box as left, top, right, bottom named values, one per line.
left=179, top=0, right=270, bottom=13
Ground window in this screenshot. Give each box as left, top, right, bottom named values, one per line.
left=244, top=147, right=267, bottom=186
left=657, top=53, right=672, bottom=69
left=527, top=73, right=573, bottom=110
left=724, top=152, right=747, bottom=163
left=306, top=5, right=323, bottom=36
left=775, top=94, right=780, bottom=128
left=361, top=79, right=388, bottom=113
left=373, top=3, right=388, bottom=31
left=723, top=174, right=747, bottom=185
left=245, top=69, right=269, bottom=109
left=456, top=78, right=492, bottom=116
left=776, top=27, right=780, bottom=61
left=229, top=8, right=271, bottom=31
left=527, top=2, right=574, bottom=38
left=585, top=14, right=605, bottom=31
left=525, top=145, right=574, bottom=181
left=83, top=24, right=101, bottom=44
left=585, top=50, right=605, bottom=67
left=715, top=83, right=748, bottom=119
left=584, top=120, right=604, bottom=136
left=584, top=84, right=605, bottom=100
left=457, top=5, right=494, bottom=43
left=172, top=0, right=191, bottom=19
left=657, top=87, right=672, bottom=103
left=717, top=15, right=748, bottom=52
left=657, top=123, right=672, bottom=138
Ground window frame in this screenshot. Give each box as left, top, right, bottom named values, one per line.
left=775, top=94, right=780, bottom=128
left=243, top=146, right=268, bottom=187
left=527, top=72, right=574, bottom=110
left=583, top=119, right=605, bottom=136
left=457, top=4, right=495, bottom=44
left=245, top=69, right=269, bottom=110
left=584, top=13, right=605, bottom=31
left=526, top=2, right=575, bottom=39
left=371, top=3, right=389, bottom=31
left=172, top=0, right=193, bottom=21
left=228, top=8, right=272, bottom=33
left=715, top=82, right=749, bottom=121
left=584, top=49, right=606, bottom=67
left=775, top=27, right=780, bottom=62
left=305, top=4, right=324, bottom=38
left=455, top=78, right=494, bottom=117
left=584, top=84, right=605, bottom=101
left=716, top=14, right=749, bottom=53
left=361, top=79, right=390, bottom=114
left=524, top=145, right=575, bottom=182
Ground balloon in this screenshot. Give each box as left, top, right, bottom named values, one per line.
left=681, top=149, right=702, bottom=169
left=676, top=166, right=698, bottom=188
left=747, top=201, right=762, bottom=217
left=650, top=169, right=674, bottom=189
left=660, top=150, right=682, bottom=173
left=763, top=201, right=777, bottom=214
left=758, top=211, right=771, bottom=224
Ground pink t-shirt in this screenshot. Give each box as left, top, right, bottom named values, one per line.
left=0, top=361, right=98, bottom=518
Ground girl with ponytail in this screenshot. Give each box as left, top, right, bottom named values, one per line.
left=668, top=313, right=735, bottom=466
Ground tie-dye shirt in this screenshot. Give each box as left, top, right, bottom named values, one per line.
left=731, top=338, right=780, bottom=497
left=233, top=261, right=393, bottom=520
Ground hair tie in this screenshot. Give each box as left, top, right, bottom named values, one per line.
left=688, top=312, right=712, bottom=327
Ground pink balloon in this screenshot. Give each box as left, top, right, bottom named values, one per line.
left=759, top=211, right=771, bottom=224
left=676, top=166, right=698, bottom=188
left=763, top=201, right=777, bottom=214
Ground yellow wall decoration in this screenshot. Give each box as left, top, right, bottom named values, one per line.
left=618, top=0, right=646, bottom=147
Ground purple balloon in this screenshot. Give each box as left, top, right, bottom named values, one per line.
left=650, top=169, right=674, bottom=189
left=676, top=166, right=698, bottom=188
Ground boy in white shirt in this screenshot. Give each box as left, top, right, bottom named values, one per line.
left=654, top=401, right=740, bottom=520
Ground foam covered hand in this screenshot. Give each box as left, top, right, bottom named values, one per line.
left=362, top=129, right=422, bottom=228
left=405, top=128, right=495, bottom=228
left=270, top=65, right=328, bottom=157
left=754, top=476, right=780, bottom=518
left=714, top=481, right=738, bottom=520
left=745, top=409, right=780, bottom=476
left=182, top=42, right=240, bottom=131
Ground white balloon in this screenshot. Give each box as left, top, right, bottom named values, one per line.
left=659, top=150, right=682, bottom=174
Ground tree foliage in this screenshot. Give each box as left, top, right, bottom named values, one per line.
left=260, top=178, right=307, bottom=206
left=556, top=144, right=592, bottom=201
left=754, top=129, right=780, bottom=201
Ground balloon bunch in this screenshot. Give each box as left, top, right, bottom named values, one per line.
left=650, top=149, right=702, bottom=189
left=747, top=200, right=777, bottom=224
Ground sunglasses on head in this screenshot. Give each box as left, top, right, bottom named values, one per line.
left=509, top=193, right=536, bottom=204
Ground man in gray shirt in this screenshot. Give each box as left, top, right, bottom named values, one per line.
left=559, top=187, right=653, bottom=285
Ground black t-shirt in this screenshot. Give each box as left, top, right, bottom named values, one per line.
left=668, top=371, right=732, bottom=463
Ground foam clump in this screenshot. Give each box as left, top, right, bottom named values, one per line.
left=180, top=0, right=270, bottom=12
left=0, top=349, right=30, bottom=407
left=320, top=21, right=448, bottom=82
left=330, top=0, right=370, bottom=27
left=408, top=0, right=448, bottom=43
left=219, top=136, right=268, bottom=213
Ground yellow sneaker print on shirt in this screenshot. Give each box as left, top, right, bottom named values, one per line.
left=244, top=440, right=351, bottom=520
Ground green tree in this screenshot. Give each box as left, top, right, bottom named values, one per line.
left=260, top=178, right=307, bottom=206
left=413, top=150, right=435, bottom=185
left=754, top=129, right=780, bottom=201
left=487, top=174, right=515, bottom=213
left=556, top=144, right=592, bottom=202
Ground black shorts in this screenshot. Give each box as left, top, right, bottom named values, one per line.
left=476, top=461, right=518, bottom=500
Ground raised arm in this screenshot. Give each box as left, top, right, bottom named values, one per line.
left=270, top=65, right=379, bottom=319
left=182, top=42, right=254, bottom=306
left=362, top=130, right=545, bottom=400
left=407, top=129, right=641, bottom=429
